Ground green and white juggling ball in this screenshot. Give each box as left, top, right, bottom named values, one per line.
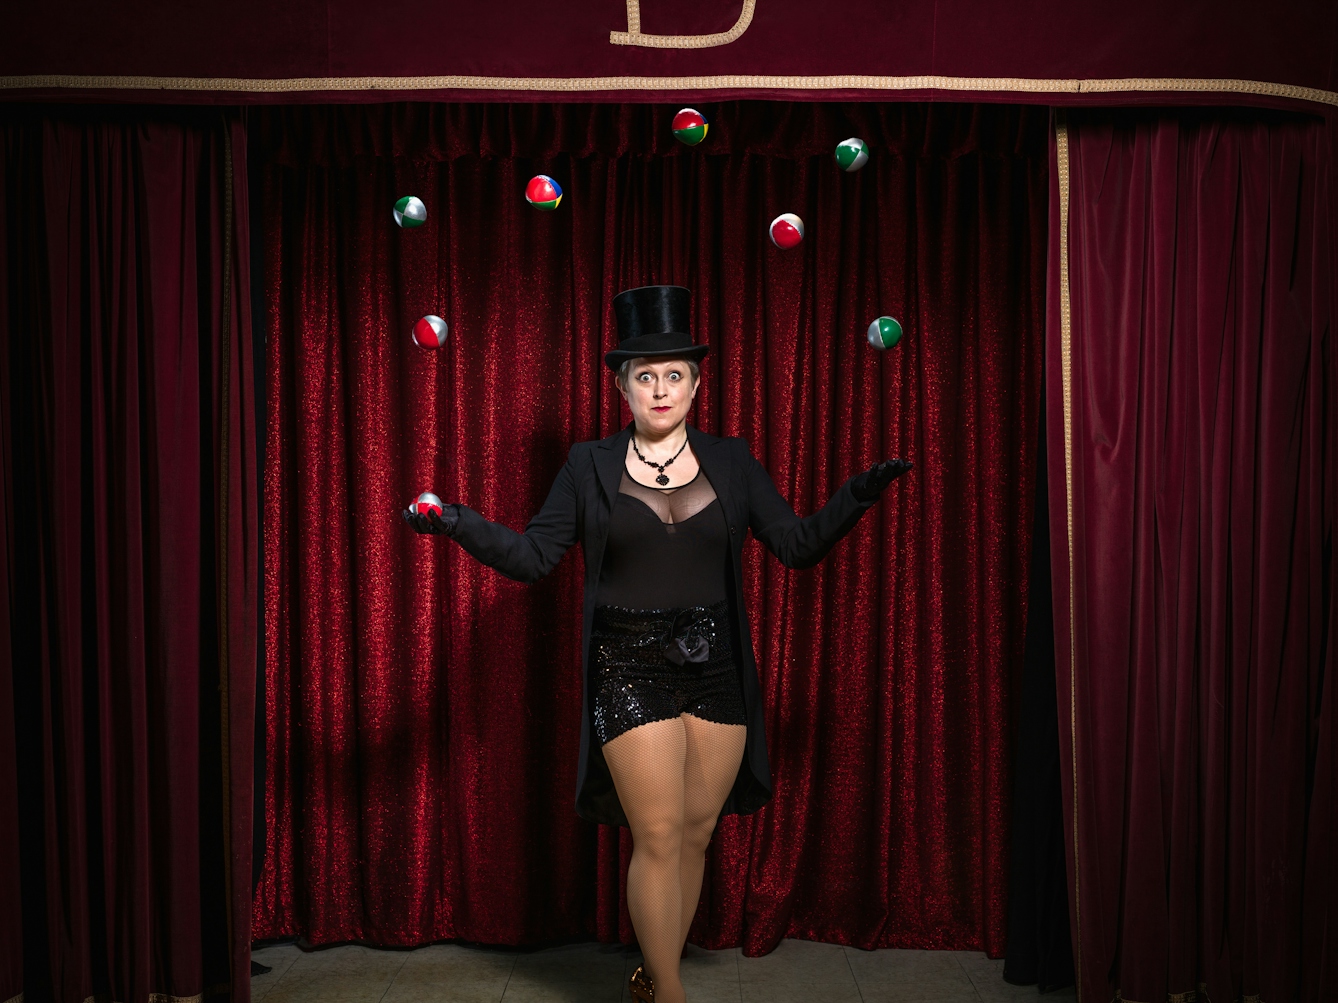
left=867, top=316, right=903, bottom=350
left=834, top=137, right=870, bottom=172
left=393, top=196, right=427, bottom=228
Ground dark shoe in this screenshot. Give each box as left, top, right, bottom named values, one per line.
left=629, top=964, right=655, bottom=1002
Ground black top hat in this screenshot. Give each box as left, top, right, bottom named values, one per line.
left=604, top=285, right=709, bottom=371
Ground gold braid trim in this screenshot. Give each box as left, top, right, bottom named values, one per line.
left=1055, top=110, right=1080, bottom=1003
left=0, top=73, right=1335, bottom=106
left=5, top=992, right=23, bottom=1003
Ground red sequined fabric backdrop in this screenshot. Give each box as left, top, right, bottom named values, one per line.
left=251, top=102, right=1047, bottom=956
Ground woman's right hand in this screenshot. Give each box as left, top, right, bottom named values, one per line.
left=850, top=458, right=914, bottom=502
left=402, top=504, right=459, bottom=536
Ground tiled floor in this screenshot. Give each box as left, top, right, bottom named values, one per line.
left=250, top=939, right=1076, bottom=1003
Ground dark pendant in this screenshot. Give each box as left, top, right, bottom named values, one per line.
left=656, top=474, right=670, bottom=486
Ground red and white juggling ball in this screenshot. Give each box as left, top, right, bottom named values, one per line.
left=410, top=492, right=444, bottom=518
left=769, top=213, right=805, bottom=249
left=412, top=314, right=448, bottom=348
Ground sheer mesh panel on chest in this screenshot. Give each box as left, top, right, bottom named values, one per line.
left=619, top=468, right=718, bottom=528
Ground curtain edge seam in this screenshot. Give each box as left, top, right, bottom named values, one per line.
left=1055, top=108, right=1082, bottom=1003
left=217, top=113, right=236, bottom=992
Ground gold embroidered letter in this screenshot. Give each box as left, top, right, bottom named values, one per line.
left=610, top=0, right=756, bottom=48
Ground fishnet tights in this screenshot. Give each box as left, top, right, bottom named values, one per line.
left=602, top=714, right=747, bottom=1003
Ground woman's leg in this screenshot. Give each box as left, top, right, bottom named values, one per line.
left=602, top=717, right=690, bottom=1003
left=677, top=715, right=747, bottom=949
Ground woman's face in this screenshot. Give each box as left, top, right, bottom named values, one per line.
left=619, top=357, right=699, bottom=436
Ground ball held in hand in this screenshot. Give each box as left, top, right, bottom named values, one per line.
left=769, top=213, right=805, bottom=250
left=672, top=108, right=709, bottom=146
left=393, top=196, right=427, bottom=228
left=867, top=316, right=903, bottom=350
left=525, top=175, right=563, bottom=211
left=412, top=315, right=449, bottom=348
left=410, top=491, right=444, bottom=518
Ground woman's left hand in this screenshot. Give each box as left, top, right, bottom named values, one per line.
left=402, top=505, right=460, bottom=535
left=850, top=458, right=914, bottom=501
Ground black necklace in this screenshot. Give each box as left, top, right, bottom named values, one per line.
left=631, top=433, right=688, bottom=486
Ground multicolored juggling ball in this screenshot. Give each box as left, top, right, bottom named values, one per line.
left=393, top=196, right=427, bottom=228
left=769, top=213, right=805, bottom=250
left=412, top=314, right=449, bottom=348
left=672, top=108, right=709, bottom=146
left=834, top=137, right=870, bottom=172
left=410, top=491, right=444, bottom=518
left=525, top=175, right=563, bottom=210
left=867, top=316, right=903, bottom=350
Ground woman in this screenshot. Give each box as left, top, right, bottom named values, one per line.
left=404, top=285, right=911, bottom=1003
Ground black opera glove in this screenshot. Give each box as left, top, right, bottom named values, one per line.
left=850, top=458, right=914, bottom=502
left=402, top=504, right=460, bottom=536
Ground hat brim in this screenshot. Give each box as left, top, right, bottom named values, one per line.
left=604, top=342, right=709, bottom=371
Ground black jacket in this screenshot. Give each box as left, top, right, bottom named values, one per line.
left=451, top=421, right=877, bottom=825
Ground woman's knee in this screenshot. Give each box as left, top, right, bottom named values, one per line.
left=681, top=813, right=717, bottom=856
left=631, top=816, right=684, bottom=863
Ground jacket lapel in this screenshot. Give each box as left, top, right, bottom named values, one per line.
left=686, top=424, right=736, bottom=524
left=594, top=422, right=634, bottom=505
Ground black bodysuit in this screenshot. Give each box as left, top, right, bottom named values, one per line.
left=594, top=469, right=729, bottom=608
left=589, top=467, right=746, bottom=745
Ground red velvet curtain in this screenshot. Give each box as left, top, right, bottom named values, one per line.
left=251, top=102, right=1047, bottom=956
left=1050, top=109, right=1336, bottom=1002
left=0, top=107, right=258, bottom=1003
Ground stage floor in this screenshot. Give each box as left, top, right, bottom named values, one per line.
left=250, top=937, right=1072, bottom=1002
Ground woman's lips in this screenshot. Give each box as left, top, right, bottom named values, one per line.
left=652, top=406, right=671, bottom=412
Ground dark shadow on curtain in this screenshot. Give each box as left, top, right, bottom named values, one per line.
left=246, top=108, right=273, bottom=979
left=0, top=104, right=258, bottom=1003
left=247, top=108, right=268, bottom=900
left=1003, top=382, right=1074, bottom=993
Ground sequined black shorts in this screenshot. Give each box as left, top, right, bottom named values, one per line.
left=591, top=600, right=747, bottom=747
